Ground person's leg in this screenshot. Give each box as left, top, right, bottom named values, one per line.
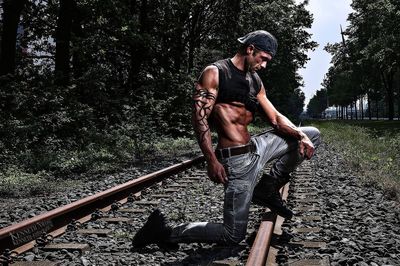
left=251, top=126, right=321, bottom=218
left=267, top=126, right=321, bottom=178
left=169, top=151, right=261, bottom=245
left=169, top=222, right=224, bottom=243
left=132, top=128, right=321, bottom=248
left=254, top=127, right=320, bottom=168
left=253, top=126, right=320, bottom=179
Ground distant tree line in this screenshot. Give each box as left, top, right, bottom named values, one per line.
left=307, top=0, right=400, bottom=120
left=0, top=0, right=316, bottom=174
left=307, top=88, right=327, bottom=118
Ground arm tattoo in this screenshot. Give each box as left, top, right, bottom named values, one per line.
left=192, top=89, right=217, bottom=144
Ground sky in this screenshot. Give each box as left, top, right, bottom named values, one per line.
left=296, top=0, right=353, bottom=107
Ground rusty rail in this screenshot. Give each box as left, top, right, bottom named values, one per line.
left=246, top=183, right=290, bottom=266
left=246, top=216, right=276, bottom=265
left=0, top=156, right=204, bottom=253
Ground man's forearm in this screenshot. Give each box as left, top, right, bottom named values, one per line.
left=273, top=114, right=307, bottom=140
left=193, top=119, right=217, bottom=163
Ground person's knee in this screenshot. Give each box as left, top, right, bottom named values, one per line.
left=311, top=127, right=321, bottom=147
left=302, top=126, right=321, bottom=147
left=223, top=227, right=246, bottom=245
left=225, top=232, right=245, bottom=245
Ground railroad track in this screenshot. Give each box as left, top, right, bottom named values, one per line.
left=259, top=161, right=330, bottom=266
left=0, top=156, right=328, bottom=265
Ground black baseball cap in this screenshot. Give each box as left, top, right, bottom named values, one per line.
left=237, top=30, right=278, bottom=57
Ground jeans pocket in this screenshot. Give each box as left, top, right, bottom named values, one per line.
left=226, top=153, right=253, bottom=179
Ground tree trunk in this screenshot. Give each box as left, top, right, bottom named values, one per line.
left=128, top=0, right=148, bottom=90
left=380, top=69, right=395, bottom=120
left=71, top=1, right=84, bottom=79
left=354, top=100, right=358, bottom=120
left=336, top=106, right=338, bottom=119
left=0, top=0, right=28, bottom=76
left=55, top=0, right=75, bottom=85
left=396, top=67, right=400, bottom=120
left=387, top=78, right=394, bottom=120
left=171, top=9, right=188, bottom=72
left=367, top=93, right=372, bottom=120
left=360, top=96, right=364, bottom=120
left=350, top=103, right=353, bottom=120
left=187, top=5, right=201, bottom=72
left=341, top=106, right=344, bottom=119
left=342, top=106, right=344, bottom=120
left=398, top=80, right=400, bottom=120
left=343, top=106, right=345, bottom=119
left=173, top=26, right=184, bottom=71
left=375, top=98, right=379, bottom=120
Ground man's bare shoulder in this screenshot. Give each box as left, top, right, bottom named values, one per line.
left=198, top=65, right=219, bottom=89
left=200, top=65, right=219, bottom=79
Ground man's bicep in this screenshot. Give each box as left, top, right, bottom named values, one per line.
left=192, top=66, right=219, bottom=145
left=192, top=87, right=217, bottom=127
left=193, top=85, right=217, bottom=103
left=192, top=66, right=219, bottom=115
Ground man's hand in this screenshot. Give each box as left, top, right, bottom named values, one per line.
left=299, top=134, right=315, bottom=159
left=207, top=160, right=228, bottom=184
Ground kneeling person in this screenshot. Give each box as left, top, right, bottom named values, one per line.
left=132, top=30, right=321, bottom=248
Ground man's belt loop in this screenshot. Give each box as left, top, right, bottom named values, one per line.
left=226, top=148, right=232, bottom=158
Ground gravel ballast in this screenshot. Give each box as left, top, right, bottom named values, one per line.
left=1, top=141, right=399, bottom=265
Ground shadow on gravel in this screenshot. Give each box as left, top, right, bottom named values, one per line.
left=161, top=244, right=246, bottom=266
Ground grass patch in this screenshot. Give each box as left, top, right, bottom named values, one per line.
left=153, top=137, right=199, bottom=158
left=329, top=120, right=400, bottom=137
left=309, top=120, right=400, bottom=200
left=0, top=167, right=81, bottom=197
left=0, top=136, right=200, bottom=198
left=248, top=124, right=273, bottom=135
left=112, top=231, right=132, bottom=239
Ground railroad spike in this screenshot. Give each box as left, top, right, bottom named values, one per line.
left=91, top=209, right=104, bottom=220
left=35, top=233, right=54, bottom=247
left=66, top=219, right=82, bottom=231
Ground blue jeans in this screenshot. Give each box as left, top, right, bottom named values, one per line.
left=169, top=126, right=321, bottom=245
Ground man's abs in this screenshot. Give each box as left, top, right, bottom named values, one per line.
left=211, top=102, right=253, bottom=148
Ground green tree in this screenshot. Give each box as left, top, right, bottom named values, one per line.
left=239, top=0, right=317, bottom=119
left=325, top=0, right=400, bottom=120
left=307, top=89, right=327, bottom=118
left=0, top=0, right=28, bottom=76
left=0, top=0, right=317, bottom=174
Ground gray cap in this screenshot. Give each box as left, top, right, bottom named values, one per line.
left=237, top=30, right=278, bottom=57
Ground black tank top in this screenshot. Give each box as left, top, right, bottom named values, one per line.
left=212, top=59, right=263, bottom=114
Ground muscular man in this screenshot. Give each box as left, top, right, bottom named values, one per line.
left=132, top=30, right=320, bottom=248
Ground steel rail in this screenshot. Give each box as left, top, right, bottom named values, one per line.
left=0, top=156, right=204, bottom=253
left=246, top=217, right=276, bottom=265
left=246, top=183, right=290, bottom=266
